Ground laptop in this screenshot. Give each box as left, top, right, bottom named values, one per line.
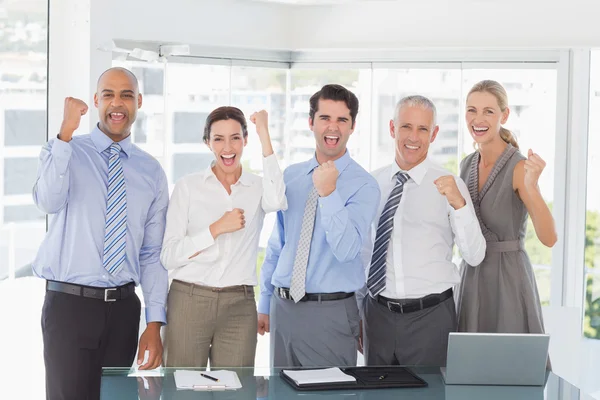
left=441, top=332, right=550, bottom=386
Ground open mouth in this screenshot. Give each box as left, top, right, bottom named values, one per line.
left=404, top=144, right=420, bottom=151
left=221, top=153, right=236, bottom=167
left=472, top=126, right=489, bottom=136
left=109, top=112, right=126, bottom=123
left=324, top=135, right=340, bottom=148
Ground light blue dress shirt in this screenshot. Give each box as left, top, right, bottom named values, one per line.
left=258, top=151, right=381, bottom=314
left=32, top=125, right=169, bottom=324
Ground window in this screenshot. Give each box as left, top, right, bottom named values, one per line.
left=585, top=50, right=600, bottom=339
left=0, top=0, right=48, bottom=393
left=172, top=153, right=214, bottom=182
left=4, top=158, right=39, bottom=195
left=4, top=109, right=46, bottom=146
left=132, top=65, right=164, bottom=96
left=3, top=204, right=44, bottom=223
left=173, top=111, right=207, bottom=144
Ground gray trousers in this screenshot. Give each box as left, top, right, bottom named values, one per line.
left=165, top=280, right=257, bottom=368
left=270, top=293, right=360, bottom=368
left=363, top=293, right=457, bottom=367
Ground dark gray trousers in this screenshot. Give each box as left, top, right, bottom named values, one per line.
left=270, top=293, right=360, bottom=368
left=363, top=294, right=457, bottom=367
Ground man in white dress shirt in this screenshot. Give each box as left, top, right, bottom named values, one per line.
left=360, top=95, right=486, bottom=367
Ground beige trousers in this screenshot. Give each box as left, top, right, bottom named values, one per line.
left=165, top=279, right=257, bottom=367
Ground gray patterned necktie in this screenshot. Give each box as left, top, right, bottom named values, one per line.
left=289, top=186, right=319, bottom=302
left=367, top=172, right=409, bottom=297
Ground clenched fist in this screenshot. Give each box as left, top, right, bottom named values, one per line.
left=434, top=175, right=466, bottom=210
left=210, top=208, right=245, bottom=238
left=257, top=313, right=270, bottom=336
left=313, top=160, right=339, bottom=197
left=59, top=97, right=88, bottom=142
left=250, top=110, right=270, bottom=139
left=523, top=149, right=546, bottom=192
left=250, top=110, right=274, bottom=157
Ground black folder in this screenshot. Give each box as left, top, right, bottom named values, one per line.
left=280, top=366, right=428, bottom=391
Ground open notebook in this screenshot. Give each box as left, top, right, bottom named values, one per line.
left=174, top=370, right=242, bottom=390
left=282, top=368, right=356, bottom=385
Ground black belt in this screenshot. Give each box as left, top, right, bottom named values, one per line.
left=46, top=280, right=135, bottom=302
left=276, top=287, right=354, bottom=302
left=377, top=288, right=453, bottom=314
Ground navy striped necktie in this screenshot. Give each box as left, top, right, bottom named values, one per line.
left=367, top=172, right=409, bottom=297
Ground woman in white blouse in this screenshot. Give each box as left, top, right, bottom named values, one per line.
left=160, top=107, right=287, bottom=368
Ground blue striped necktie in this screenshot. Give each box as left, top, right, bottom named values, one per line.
left=367, top=172, right=409, bottom=297
left=103, top=143, right=127, bottom=275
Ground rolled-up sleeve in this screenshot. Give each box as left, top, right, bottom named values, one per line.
left=449, top=177, right=486, bottom=266
left=261, top=154, right=288, bottom=213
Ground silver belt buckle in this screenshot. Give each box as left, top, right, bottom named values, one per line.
left=388, top=301, right=403, bottom=313
left=104, top=288, right=117, bottom=302
left=280, top=289, right=289, bottom=300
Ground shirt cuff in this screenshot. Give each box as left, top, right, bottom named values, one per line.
left=145, top=306, right=167, bottom=325
left=318, top=188, right=345, bottom=218
left=189, top=228, right=215, bottom=253
left=262, top=153, right=279, bottom=173
left=258, top=293, right=272, bottom=315
left=450, top=202, right=477, bottom=230
left=51, top=137, right=72, bottom=175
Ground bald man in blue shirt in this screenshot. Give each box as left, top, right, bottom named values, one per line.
left=33, top=67, right=169, bottom=400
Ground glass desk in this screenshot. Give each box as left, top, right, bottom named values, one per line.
left=101, top=366, right=586, bottom=399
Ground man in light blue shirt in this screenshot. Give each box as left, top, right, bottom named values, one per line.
left=32, top=67, right=169, bottom=400
left=257, top=84, right=380, bottom=367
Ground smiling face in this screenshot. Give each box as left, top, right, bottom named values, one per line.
left=205, top=119, right=247, bottom=174
left=309, top=99, right=355, bottom=163
left=465, top=90, right=509, bottom=146
left=94, top=68, right=142, bottom=141
left=390, top=105, right=439, bottom=171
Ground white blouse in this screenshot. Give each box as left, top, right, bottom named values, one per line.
left=160, top=154, right=287, bottom=287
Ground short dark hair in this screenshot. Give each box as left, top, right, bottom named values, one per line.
left=309, top=84, right=359, bottom=127
left=203, top=106, right=248, bottom=142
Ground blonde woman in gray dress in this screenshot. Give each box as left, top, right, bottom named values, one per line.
left=457, top=80, right=557, bottom=336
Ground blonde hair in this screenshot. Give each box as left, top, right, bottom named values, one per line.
left=467, top=80, right=519, bottom=149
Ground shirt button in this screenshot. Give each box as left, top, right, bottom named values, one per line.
left=325, top=231, right=329, bottom=235
left=102, top=275, right=107, bottom=279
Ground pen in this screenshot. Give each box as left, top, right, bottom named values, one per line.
left=200, top=373, right=219, bottom=382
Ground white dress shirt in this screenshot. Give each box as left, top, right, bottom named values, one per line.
left=160, top=154, right=287, bottom=287
left=365, top=158, right=486, bottom=300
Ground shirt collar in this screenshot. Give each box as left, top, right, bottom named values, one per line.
left=203, top=161, right=252, bottom=187
left=389, top=157, right=432, bottom=186
left=91, top=124, right=133, bottom=157
left=305, top=150, right=352, bottom=175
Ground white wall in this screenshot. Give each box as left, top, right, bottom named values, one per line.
left=105, top=0, right=291, bottom=50
left=288, top=0, right=600, bottom=49
left=95, top=0, right=600, bottom=52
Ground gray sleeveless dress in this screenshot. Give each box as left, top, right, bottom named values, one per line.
left=457, top=144, right=546, bottom=334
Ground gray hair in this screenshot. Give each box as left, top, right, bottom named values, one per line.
left=393, top=95, right=437, bottom=127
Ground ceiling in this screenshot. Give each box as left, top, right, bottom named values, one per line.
left=249, top=0, right=398, bottom=5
